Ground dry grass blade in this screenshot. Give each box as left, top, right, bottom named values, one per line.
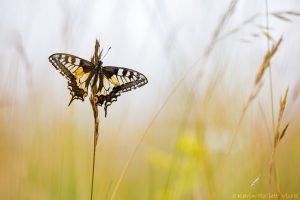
left=14, top=33, right=33, bottom=87
left=219, top=9, right=300, bottom=44
left=204, top=0, right=238, bottom=56
left=286, top=11, right=300, bottom=16
left=277, top=88, right=288, bottom=129
left=91, top=39, right=100, bottom=65
left=257, top=25, right=275, bottom=31
left=279, top=123, right=289, bottom=141
left=242, top=82, right=263, bottom=115
left=236, top=82, right=264, bottom=132
left=274, top=88, right=289, bottom=148
left=251, top=33, right=260, bottom=38
left=255, top=37, right=282, bottom=85
left=269, top=88, right=289, bottom=194
left=262, top=31, right=274, bottom=41
left=109, top=76, right=184, bottom=200
left=218, top=14, right=259, bottom=42
left=271, top=13, right=292, bottom=22
left=272, top=11, right=300, bottom=17
left=292, top=80, right=300, bottom=101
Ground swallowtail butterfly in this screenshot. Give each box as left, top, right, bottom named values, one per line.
left=49, top=41, right=148, bottom=117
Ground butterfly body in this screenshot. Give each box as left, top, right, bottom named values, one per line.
left=49, top=50, right=148, bottom=117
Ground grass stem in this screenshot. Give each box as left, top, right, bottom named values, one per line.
left=90, top=137, right=96, bottom=200
left=265, top=0, right=281, bottom=195
left=90, top=96, right=99, bottom=200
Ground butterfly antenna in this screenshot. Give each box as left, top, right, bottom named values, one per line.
left=102, top=47, right=111, bottom=60
left=99, top=49, right=103, bottom=60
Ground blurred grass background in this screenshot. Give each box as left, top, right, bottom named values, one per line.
left=1, top=0, right=300, bottom=199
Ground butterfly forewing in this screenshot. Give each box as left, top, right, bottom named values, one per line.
left=49, top=53, right=95, bottom=105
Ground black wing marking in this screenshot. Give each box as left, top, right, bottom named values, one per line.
left=95, top=66, right=148, bottom=117
left=49, top=53, right=95, bottom=105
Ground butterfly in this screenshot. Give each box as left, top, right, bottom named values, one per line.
left=49, top=42, right=148, bottom=117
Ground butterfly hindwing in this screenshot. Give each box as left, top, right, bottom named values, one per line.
left=94, top=66, right=148, bottom=116
left=49, top=53, right=95, bottom=105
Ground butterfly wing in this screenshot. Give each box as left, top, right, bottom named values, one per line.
left=95, top=66, right=148, bottom=116
left=49, top=53, right=95, bottom=105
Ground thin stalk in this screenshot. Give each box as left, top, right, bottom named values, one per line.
left=90, top=96, right=100, bottom=200
left=90, top=139, right=96, bottom=200
left=265, top=0, right=275, bottom=139
left=265, top=0, right=281, bottom=195
left=110, top=93, right=170, bottom=200
left=90, top=39, right=101, bottom=200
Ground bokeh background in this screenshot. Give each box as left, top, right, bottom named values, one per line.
left=1, top=0, right=300, bottom=199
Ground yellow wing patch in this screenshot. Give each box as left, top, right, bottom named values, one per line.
left=75, top=67, right=84, bottom=77
left=108, top=75, right=120, bottom=86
